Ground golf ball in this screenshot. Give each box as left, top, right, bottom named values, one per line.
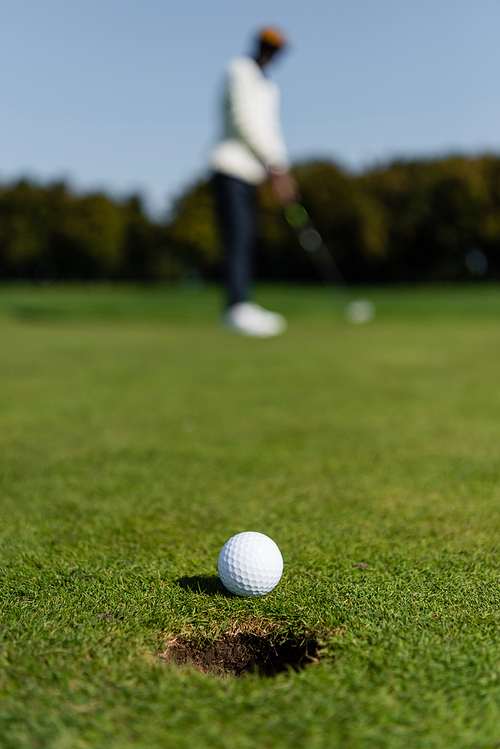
left=217, top=531, right=283, bottom=597
left=343, top=298, right=376, bottom=325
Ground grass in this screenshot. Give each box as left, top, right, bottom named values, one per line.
left=2, top=282, right=500, bottom=747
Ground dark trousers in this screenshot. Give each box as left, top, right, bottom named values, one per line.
left=213, top=172, right=257, bottom=307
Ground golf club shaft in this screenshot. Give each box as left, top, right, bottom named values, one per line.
left=284, top=202, right=353, bottom=301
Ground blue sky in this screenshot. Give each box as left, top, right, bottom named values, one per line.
left=1, top=0, right=499, bottom=216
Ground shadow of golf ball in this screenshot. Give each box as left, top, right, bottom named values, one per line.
left=343, top=299, right=376, bottom=325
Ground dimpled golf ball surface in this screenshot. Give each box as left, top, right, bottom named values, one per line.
left=218, top=532, right=283, bottom=597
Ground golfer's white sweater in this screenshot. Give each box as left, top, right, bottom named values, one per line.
left=210, top=56, right=290, bottom=185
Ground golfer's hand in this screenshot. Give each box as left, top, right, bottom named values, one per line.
left=269, top=170, right=299, bottom=206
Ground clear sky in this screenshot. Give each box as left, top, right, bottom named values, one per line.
left=1, top=0, right=499, bottom=216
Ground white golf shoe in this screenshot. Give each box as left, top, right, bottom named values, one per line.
left=222, top=301, right=287, bottom=337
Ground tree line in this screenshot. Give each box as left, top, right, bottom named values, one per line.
left=2, top=155, right=500, bottom=283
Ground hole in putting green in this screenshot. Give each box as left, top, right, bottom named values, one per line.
left=162, top=626, right=320, bottom=677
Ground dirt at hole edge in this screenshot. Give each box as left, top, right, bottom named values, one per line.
left=163, top=631, right=321, bottom=677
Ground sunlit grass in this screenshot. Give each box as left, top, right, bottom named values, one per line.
left=2, top=283, right=500, bottom=748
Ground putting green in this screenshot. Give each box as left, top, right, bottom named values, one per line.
left=1, top=283, right=500, bottom=748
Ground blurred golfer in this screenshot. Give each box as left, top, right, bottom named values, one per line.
left=210, top=28, right=297, bottom=337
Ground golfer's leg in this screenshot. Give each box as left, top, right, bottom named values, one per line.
left=214, top=173, right=256, bottom=308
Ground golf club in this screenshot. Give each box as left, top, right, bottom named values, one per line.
left=284, top=202, right=376, bottom=325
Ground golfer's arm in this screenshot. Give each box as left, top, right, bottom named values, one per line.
left=229, top=67, right=289, bottom=174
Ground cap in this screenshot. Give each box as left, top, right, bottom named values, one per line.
left=258, top=27, right=287, bottom=50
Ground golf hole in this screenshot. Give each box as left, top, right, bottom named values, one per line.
left=162, top=630, right=320, bottom=677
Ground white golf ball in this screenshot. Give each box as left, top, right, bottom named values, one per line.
left=217, top=531, right=283, bottom=597
left=343, top=298, right=376, bottom=325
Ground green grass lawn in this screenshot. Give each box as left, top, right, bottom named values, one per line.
left=2, top=282, right=500, bottom=748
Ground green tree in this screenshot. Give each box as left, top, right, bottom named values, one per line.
left=166, top=180, right=219, bottom=273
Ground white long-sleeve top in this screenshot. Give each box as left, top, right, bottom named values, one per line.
left=209, top=56, right=290, bottom=185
